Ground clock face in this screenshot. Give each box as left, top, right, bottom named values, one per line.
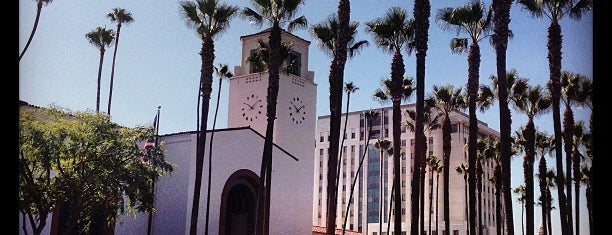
left=288, top=97, right=306, bottom=124
left=241, top=94, right=264, bottom=122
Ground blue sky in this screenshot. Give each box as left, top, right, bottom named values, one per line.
left=19, top=0, right=592, bottom=234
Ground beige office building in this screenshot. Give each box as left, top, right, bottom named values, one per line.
left=313, top=104, right=500, bottom=235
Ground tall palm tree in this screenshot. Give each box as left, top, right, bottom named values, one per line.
left=491, top=0, right=514, bottom=232
left=366, top=9, right=415, bottom=235
left=106, top=8, right=134, bottom=115
left=475, top=137, right=497, bottom=235
left=335, top=81, right=361, bottom=201
left=545, top=170, right=557, bottom=235
left=241, top=2, right=307, bottom=233
left=334, top=0, right=352, bottom=230
left=374, top=138, right=392, bottom=235
left=570, top=120, right=587, bottom=235
left=455, top=162, right=469, bottom=235
left=426, top=84, right=466, bottom=235
left=412, top=0, right=431, bottom=230
left=514, top=184, right=527, bottom=235
left=205, top=63, right=232, bottom=234
left=515, top=1, right=592, bottom=233
left=437, top=2, right=493, bottom=233
left=310, top=18, right=368, bottom=230
left=513, top=85, right=552, bottom=235
left=19, top=0, right=54, bottom=61
left=85, top=26, right=115, bottom=113
left=482, top=137, right=503, bottom=235
left=426, top=155, right=440, bottom=235
left=579, top=165, right=592, bottom=235
left=559, top=71, right=589, bottom=235
left=434, top=163, right=443, bottom=235
left=179, top=1, right=239, bottom=234
left=342, top=110, right=379, bottom=235
left=534, top=130, right=554, bottom=235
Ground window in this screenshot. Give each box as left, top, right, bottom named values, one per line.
left=352, top=132, right=356, bottom=139
left=453, top=230, right=459, bottom=235
left=360, top=131, right=364, bottom=140
left=451, top=124, right=458, bottom=133
left=319, top=186, right=322, bottom=192
left=351, top=145, right=355, bottom=152
left=319, top=149, right=324, bottom=155
left=320, top=161, right=323, bottom=168
left=320, top=136, right=324, bottom=142
left=385, top=128, right=389, bottom=138
left=286, top=51, right=301, bottom=76
left=429, top=137, right=434, bottom=145
left=319, top=174, right=323, bottom=180
left=402, top=140, right=406, bottom=146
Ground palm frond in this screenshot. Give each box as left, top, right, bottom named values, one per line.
left=241, top=7, right=264, bottom=27
left=450, top=38, right=468, bottom=54
left=287, top=15, right=308, bottom=32
left=569, top=0, right=592, bottom=20
left=517, top=0, right=545, bottom=18
left=180, top=1, right=202, bottom=29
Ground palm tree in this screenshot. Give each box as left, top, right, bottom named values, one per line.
left=366, top=8, right=416, bottom=235
left=426, top=84, right=466, bottom=235
left=412, top=0, right=431, bottom=230
left=455, top=162, right=469, bottom=235
left=19, top=0, right=54, bottom=61
left=570, top=120, right=587, bottom=235
left=513, top=85, right=552, bottom=235
left=534, top=130, right=554, bottom=235
left=437, top=2, right=493, bottom=233
left=310, top=18, right=368, bottom=229
left=342, top=110, right=379, bottom=235
left=514, top=184, right=527, bottom=235
left=475, top=137, right=496, bottom=235
left=335, top=81, right=361, bottom=201
left=515, top=1, right=592, bottom=233
left=545, top=170, right=557, bottom=235
left=579, top=165, right=592, bottom=235
left=106, top=8, right=134, bottom=115
left=85, top=26, right=115, bottom=113
left=491, top=0, right=514, bottom=232
left=241, top=2, right=307, bottom=233
left=205, top=63, right=232, bottom=234
left=434, top=163, right=443, bottom=235
left=426, top=155, right=440, bottom=235
left=179, top=1, right=239, bottom=234
left=374, top=138, right=392, bottom=235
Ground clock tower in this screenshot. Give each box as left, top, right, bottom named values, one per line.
left=227, top=28, right=317, bottom=158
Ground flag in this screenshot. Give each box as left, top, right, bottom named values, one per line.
left=142, top=109, right=160, bottom=163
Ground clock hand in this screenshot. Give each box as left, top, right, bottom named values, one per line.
left=243, top=102, right=254, bottom=110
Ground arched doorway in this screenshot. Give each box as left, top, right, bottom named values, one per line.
left=219, top=169, right=260, bottom=235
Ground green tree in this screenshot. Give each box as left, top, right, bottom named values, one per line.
left=436, top=2, right=493, bottom=233
left=434, top=162, right=443, bottom=235
left=513, top=85, right=552, bottom=235
left=515, top=1, right=592, bottom=233
left=19, top=0, right=54, bottom=61
left=85, top=26, right=115, bottom=114
left=106, top=8, right=134, bottom=115
left=18, top=106, right=172, bottom=235
left=179, top=1, right=239, bottom=234
left=426, top=155, right=440, bottom=235
left=335, top=81, right=360, bottom=212
left=241, top=1, right=307, bottom=233
left=534, top=130, right=554, bottom=235
left=426, top=84, right=466, bottom=235
left=514, top=184, right=527, bottom=235
left=579, top=166, right=592, bottom=235
left=342, top=110, right=379, bottom=235
left=366, top=9, right=416, bottom=234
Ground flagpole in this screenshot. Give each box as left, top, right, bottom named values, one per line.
left=147, top=106, right=161, bottom=235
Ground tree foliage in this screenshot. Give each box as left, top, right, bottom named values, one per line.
left=19, top=106, right=172, bottom=234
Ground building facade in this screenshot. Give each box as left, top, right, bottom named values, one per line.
left=313, top=104, right=500, bottom=235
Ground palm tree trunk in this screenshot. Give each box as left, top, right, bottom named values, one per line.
left=465, top=174, right=469, bottom=235
left=412, top=0, right=430, bottom=233
left=342, top=116, right=374, bottom=235
left=467, top=41, right=481, bottom=235
left=524, top=119, right=535, bottom=235
left=548, top=19, right=570, bottom=235
left=429, top=167, right=434, bottom=235
left=204, top=75, right=223, bottom=235
left=336, top=91, right=352, bottom=219
left=421, top=162, right=426, bottom=235
left=436, top=171, right=440, bottom=235
left=539, top=156, right=548, bottom=235
left=585, top=184, right=592, bottom=235
left=521, top=204, right=525, bottom=235
left=190, top=37, right=215, bottom=235
left=19, top=0, right=43, bottom=61
left=443, top=116, right=451, bottom=235
left=390, top=50, right=404, bottom=235
left=328, top=1, right=351, bottom=234
left=572, top=147, right=580, bottom=235
left=259, top=23, right=282, bottom=235
left=107, top=24, right=122, bottom=115
left=563, top=107, right=574, bottom=235
left=380, top=150, right=384, bottom=235
left=477, top=160, right=483, bottom=235
left=96, top=48, right=106, bottom=113
left=387, top=181, right=395, bottom=234
left=491, top=1, right=515, bottom=234
left=495, top=165, right=502, bottom=235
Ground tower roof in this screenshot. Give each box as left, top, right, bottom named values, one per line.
left=240, top=27, right=310, bottom=45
